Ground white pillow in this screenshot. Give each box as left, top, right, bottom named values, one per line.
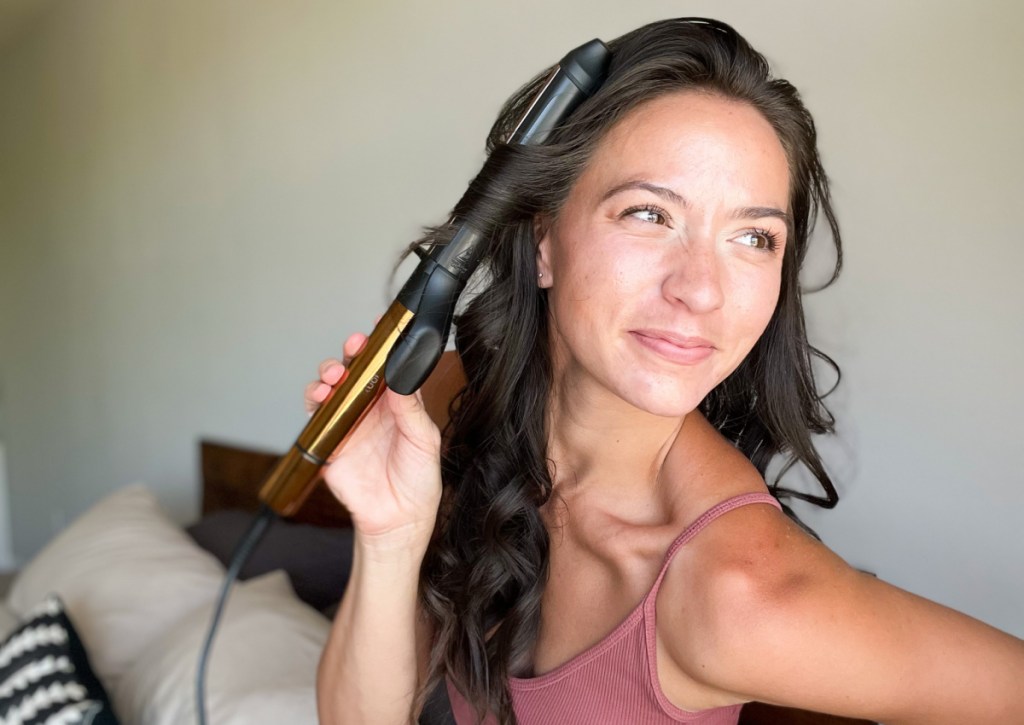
left=114, top=569, right=329, bottom=725
left=0, top=602, right=18, bottom=641
left=5, top=485, right=226, bottom=697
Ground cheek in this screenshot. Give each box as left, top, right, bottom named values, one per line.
left=733, top=272, right=782, bottom=339
left=554, top=235, right=649, bottom=308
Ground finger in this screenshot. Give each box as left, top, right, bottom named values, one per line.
left=305, top=380, right=333, bottom=415
left=342, top=332, right=369, bottom=365
left=319, top=358, right=345, bottom=385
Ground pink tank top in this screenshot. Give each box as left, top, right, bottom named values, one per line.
left=446, top=492, right=782, bottom=724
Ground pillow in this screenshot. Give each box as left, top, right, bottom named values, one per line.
left=0, top=595, right=119, bottom=724
left=187, top=509, right=354, bottom=611
left=114, top=569, right=329, bottom=725
left=0, top=603, right=18, bottom=642
left=6, top=485, right=226, bottom=697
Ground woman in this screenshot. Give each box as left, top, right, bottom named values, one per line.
left=312, top=18, right=1024, bottom=724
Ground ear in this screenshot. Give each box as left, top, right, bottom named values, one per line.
left=533, top=214, right=554, bottom=289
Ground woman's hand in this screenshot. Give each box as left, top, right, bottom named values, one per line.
left=305, top=331, right=442, bottom=551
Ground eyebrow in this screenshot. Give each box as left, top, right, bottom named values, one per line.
left=601, top=179, right=793, bottom=234
left=735, top=206, right=793, bottom=234
left=601, top=180, right=685, bottom=206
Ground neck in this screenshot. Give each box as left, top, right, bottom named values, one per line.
left=545, top=361, right=687, bottom=507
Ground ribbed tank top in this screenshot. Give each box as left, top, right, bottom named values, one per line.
left=445, top=492, right=782, bottom=724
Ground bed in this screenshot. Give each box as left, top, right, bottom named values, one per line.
left=0, top=438, right=873, bottom=725
left=0, top=439, right=355, bottom=725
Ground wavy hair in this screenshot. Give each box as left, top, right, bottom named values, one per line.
left=411, top=18, right=842, bottom=724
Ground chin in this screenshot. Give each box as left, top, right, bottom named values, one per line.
left=640, top=397, right=705, bottom=419
left=613, top=374, right=711, bottom=419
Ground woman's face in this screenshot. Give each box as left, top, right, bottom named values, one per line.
left=537, top=91, right=790, bottom=418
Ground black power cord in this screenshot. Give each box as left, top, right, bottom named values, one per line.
left=193, top=502, right=458, bottom=724
left=195, top=504, right=277, bottom=725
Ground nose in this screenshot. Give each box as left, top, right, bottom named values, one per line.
left=661, top=243, right=725, bottom=314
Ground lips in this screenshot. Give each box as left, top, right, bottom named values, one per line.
left=629, top=329, right=715, bottom=365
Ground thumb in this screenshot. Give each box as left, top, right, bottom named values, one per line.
left=385, top=388, right=440, bottom=452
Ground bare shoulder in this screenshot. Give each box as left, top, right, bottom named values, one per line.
left=661, top=411, right=776, bottom=515
left=658, top=410, right=804, bottom=637
left=660, top=493, right=843, bottom=665
left=655, top=445, right=1024, bottom=721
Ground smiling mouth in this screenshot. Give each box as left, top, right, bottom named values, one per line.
left=629, top=330, right=715, bottom=365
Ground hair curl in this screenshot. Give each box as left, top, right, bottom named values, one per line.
left=411, top=17, right=842, bottom=724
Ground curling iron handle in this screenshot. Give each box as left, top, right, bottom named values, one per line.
left=258, top=300, right=416, bottom=516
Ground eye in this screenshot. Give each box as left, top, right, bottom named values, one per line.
left=621, top=204, right=669, bottom=226
left=733, top=228, right=779, bottom=251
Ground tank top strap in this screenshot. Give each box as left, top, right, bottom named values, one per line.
left=648, top=492, right=782, bottom=599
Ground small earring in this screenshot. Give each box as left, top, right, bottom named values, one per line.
left=538, top=271, right=544, bottom=279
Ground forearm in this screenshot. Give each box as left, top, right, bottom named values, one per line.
left=317, top=535, right=428, bottom=725
left=884, top=597, right=1024, bottom=724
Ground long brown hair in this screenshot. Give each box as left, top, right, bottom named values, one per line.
left=412, top=18, right=842, bottom=723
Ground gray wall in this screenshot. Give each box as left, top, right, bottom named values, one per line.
left=0, top=0, right=1021, bottom=635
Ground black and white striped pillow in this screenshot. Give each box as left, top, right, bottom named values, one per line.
left=0, top=595, right=119, bottom=725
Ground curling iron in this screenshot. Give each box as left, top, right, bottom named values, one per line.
left=258, top=38, right=611, bottom=516
left=198, top=38, right=611, bottom=725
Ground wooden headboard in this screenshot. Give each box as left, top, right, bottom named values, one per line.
left=199, top=438, right=352, bottom=528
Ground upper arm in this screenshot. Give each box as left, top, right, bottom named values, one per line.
left=410, top=351, right=460, bottom=718
left=414, top=605, right=436, bottom=713
left=405, top=600, right=443, bottom=724
left=662, top=506, right=1024, bottom=724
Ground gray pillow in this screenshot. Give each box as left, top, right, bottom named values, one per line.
left=187, top=511, right=353, bottom=613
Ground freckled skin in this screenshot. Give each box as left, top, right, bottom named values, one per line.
left=536, top=91, right=791, bottom=418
